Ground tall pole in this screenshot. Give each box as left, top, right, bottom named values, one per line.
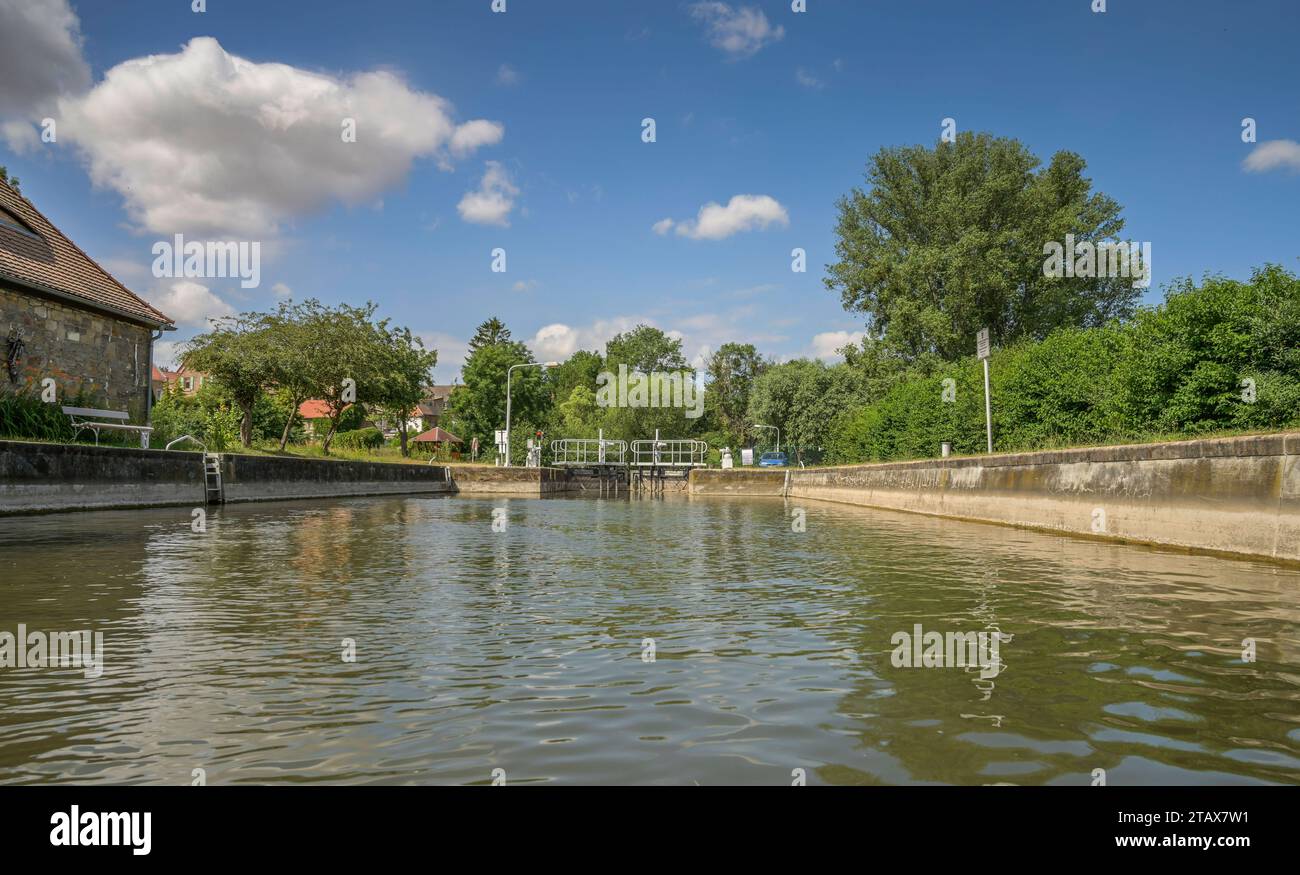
left=505, top=366, right=514, bottom=467
left=982, top=357, right=993, bottom=453
left=504, top=361, right=558, bottom=467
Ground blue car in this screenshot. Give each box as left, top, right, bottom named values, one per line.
left=759, top=451, right=788, bottom=467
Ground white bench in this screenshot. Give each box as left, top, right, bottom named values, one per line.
left=63, top=406, right=153, bottom=449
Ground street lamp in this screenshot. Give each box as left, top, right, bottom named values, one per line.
left=753, top=423, right=780, bottom=453
left=504, top=361, right=559, bottom=466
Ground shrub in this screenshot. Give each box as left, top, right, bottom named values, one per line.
left=0, top=389, right=75, bottom=441
left=824, top=265, right=1300, bottom=463
left=333, top=427, right=384, bottom=451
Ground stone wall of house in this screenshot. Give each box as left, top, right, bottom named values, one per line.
left=0, top=282, right=153, bottom=421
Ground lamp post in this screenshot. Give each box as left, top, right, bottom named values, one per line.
left=504, top=361, right=558, bottom=467
left=753, top=423, right=780, bottom=453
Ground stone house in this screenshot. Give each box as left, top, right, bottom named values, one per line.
left=1, top=179, right=173, bottom=423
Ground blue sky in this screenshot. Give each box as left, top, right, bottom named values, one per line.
left=1, top=0, right=1297, bottom=381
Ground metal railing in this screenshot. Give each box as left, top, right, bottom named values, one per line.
left=165, top=434, right=206, bottom=451
left=630, top=439, right=708, bottom=467
left=550, top=438, right=628, bottom=465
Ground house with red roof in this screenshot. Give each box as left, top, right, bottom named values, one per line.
left=1, top=178, right=173, bottom=423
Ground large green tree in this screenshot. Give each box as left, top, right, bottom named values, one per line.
left=371, top=325, right=438, bottom=457
left=445, top=320, right=548, bottom=458
left=600, top=325, right=698, bottom=439
left=825, top=132, right=1137, bottom=362
left=183, top=313, right=277, bottom=448
left=704, top=342, right=768, bottom=443
left=747, top=359, right=866, bottom=464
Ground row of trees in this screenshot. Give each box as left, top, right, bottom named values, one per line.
left=446, top=261, right=1300, bottom=468
left=439, top=133, right=1297, bottom=465
left=177, top=300, right=436, bottom=455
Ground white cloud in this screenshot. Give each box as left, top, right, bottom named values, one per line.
left=151, top=339, right=186, bottom=371
left=512, top=279, right=538, bottom=292
left=528, top=311, right=787, bottom=375
left=809, top=330, right=864, bottom=362
left=147, top=280, right=236, bottom=329
left=457, top=160, right=519, bottom=226
left=530, top=323, right=580, bottom=361
left=419, top=331, right=470, bottom=383
left=1243, top=139, right=1300, bottom=173
left=795, top=68, right=824, bottom=90
left=496, top=64, right=520, bottom=86
left=271, top=282, right=292, bottom=298
left=0, top=0, right=91, bottom=149
left=660, top=194, right=789, bottom=240
left=53, top=37, right=502, bottom=238
left=688, top=2, right=784, bottom=58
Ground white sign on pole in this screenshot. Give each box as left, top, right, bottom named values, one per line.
left=740, top=448, right=754, bottom=466
left=978, top=328, right=993, bottom=453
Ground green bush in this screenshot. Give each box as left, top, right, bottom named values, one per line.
left=826, top=265, right=1300, bottom=463
left=333, top=427, right=384, bottom=451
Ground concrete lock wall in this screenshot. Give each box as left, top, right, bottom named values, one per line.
left=449, top=465, right=575, bottom=495
left=691, top=433, right=1300, bottom=565
left=0, top=439, right=205, bottom=513
left=219, top=454, right=453, bottom=503
left=0, top=440, right=573, bottom=514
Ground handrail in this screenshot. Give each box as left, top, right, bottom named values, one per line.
left=165, top=434, right=206, bottom=451
left=550, top=438, right=627, bottom=465
left=630, top=439, right=708, bottom=467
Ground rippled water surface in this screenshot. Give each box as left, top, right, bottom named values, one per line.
left=1, top=493, right=1298, bottom=785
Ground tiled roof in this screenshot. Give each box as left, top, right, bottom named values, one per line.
left=298, top=400, right=340, bottom=419
left=411, top=426, right=462, bottom=443
left=0, top=179, right=173, bottom=327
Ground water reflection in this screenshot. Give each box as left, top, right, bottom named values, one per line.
left=0, top=493, right=1296, bottom=785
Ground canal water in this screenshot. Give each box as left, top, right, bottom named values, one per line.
left=1, top=494, right=1297, bottom=785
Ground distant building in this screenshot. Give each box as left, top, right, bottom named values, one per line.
left=151, top=364, right=210, bottom=400
left=416, top=385, right=457, bottom=430
left=0, top=178, right=173, bottom=421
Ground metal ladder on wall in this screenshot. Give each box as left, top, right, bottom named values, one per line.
left=203, top=453, right=224, bottom=504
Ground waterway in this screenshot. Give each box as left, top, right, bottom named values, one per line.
left=1, top=494, right=1297, bottom=784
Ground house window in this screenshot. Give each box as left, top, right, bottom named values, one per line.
left=183, top=377, right=193, bottom=391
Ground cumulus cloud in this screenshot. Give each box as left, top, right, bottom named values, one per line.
left=52, top=37, right=502, bottom=238
left=688, top=3, right=784, bottom=58
left=271, top=282, right=292, bottom=298
left=530, top=323, right=581, bottom=361
left=457, top=160, right=519, bottom=226
left=512, top=279, right=538, bottom=292
left=0, top=0, right=91, bottom=149
left=1243, top=139, right=1300, bottom=173
left=147, top=280, right=236, bottom=328
left=658, top=194, right=789, bottom=240
left=527, top=316, right=649, bottom=364
left=809, top=330, right=865, bottom=362
left=419, top=330, right=470, bottom=383
left=151, top=339, right=186, bottom=371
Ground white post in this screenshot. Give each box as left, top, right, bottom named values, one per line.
left=982, top=357, right=993, bottom=454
